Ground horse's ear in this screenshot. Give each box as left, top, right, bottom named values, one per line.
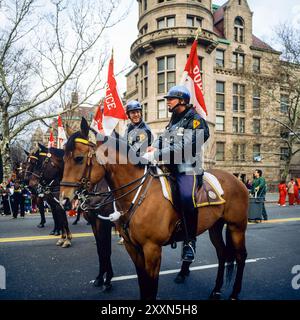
left=65, top=123, right=75, bottom=138
left=24, top=149, right=30, bottom=156
left=80, top=117, right=90, bottom=138
left=38, top=143, right=48, bottom=152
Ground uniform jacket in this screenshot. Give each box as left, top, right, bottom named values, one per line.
left=125, top=120, right=153, bottom=157
left=153, top=107, right=210, bottom=174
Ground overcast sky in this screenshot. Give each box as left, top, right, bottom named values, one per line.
left=111, top=0, right=300, bottom=95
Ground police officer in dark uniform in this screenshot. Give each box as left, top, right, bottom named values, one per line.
left=144, top=85, right=210, bottom=262
left=125, top=100, right=153, bottom=158
left=12, top=180, right=26, bottom=218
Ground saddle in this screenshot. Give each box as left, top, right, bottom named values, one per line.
left=156, top=166, right=226, bottom=209
left=155, top=166, right=226, bottom=246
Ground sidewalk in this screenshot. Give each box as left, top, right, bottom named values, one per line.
left=265, top=193, right=278, bottom=203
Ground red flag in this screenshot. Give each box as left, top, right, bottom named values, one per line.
left=57, top=115, right=67, bottom=149
left=48, top=129, right=55, bottom=148
left=102, top=52, right=127, bottom=135
left=91, top=105, right=103, bottom=133
left=180, top=40, right=207, bottom=119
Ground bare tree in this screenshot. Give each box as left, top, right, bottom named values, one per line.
left=0, top=0, right=130, bottom=181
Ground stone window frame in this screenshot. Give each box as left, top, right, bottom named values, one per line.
left=280, top=147, right=289, bottom=161
left=139, top=23, right=148, bottom=36
left=232, top=52, right=245, bottom=71
left=253, top=118, right=261, bottom=134
left=216, top=142, right=225, bottom=161
left=157, top=55, right=176, bottom=94
left=253, top=86, right=261, bottom=114
left=140, top=62, right=148, bottom=99
left=216, top=115, right=225, bottom=132
left=233, top=83, right=245, bottom=112
left=233, top=143, right=246, bottom=162
left=186, top=15, right=203, bottom=28
left=280, top=94, right=289, bottom=113
left=216, top=49, right=225, bottom=68
left=216, top=81, right=225, bottom=111
left=234, top=16, right=244, bottom=43
left=253, top=144, right=261, bottom=161
left=232, top=116, right=245, bottom=133
left=157, top=15, right=176, bottom=29
left=157, top=99, right=171, bottom=119
left=142, top=102, right=148, bottom=122
left=253, top=56, right=261, bottom=72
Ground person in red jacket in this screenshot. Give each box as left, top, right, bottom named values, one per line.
left=294, top=180, right=300, bottom=205
left=278, top=180, right=287, bottom=206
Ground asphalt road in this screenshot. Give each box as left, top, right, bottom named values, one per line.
left=0, top=203, right=299, bottom=301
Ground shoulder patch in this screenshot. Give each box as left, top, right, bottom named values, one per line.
left=193, top=119, right=201, bottom=129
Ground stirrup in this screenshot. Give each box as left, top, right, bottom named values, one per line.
left=181, top=242, right=195, bottom=262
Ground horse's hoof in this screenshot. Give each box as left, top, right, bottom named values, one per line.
left=56, top=239, right=65, bottom=246
left=229, top=295, right=239, bottom=300
left=174, top=273, right=186, bottom=284
left=93, top=279, right=104, bottom=287
left=209, top=291, right=222, bottom=300
left=61, top=240, right=71, bottom=248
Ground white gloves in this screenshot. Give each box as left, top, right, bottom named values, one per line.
left=143, top=151, right=156, bottom=163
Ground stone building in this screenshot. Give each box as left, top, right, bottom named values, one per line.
left=125, top=0, right=300, bottom=188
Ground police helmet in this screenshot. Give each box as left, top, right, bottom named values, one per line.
left=126, top=100, right=142, bottom=113
left=164, top=85, right=191, bottom=104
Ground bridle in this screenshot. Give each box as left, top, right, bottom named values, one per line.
left=60, top=138, right=96, bottom=190
left=24, top=152, right=47, bottom=181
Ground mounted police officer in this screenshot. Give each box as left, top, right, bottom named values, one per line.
left=125, top=100, right=153, bottom=158
left=144, top=85, right=210, bottom=262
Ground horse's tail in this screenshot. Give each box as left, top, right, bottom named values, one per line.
left=225, top=225, right=236, bottom=285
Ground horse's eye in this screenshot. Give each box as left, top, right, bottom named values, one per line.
left=74, top=156, right=84, bottom=164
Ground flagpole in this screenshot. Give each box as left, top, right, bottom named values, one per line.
left=195, top=27, right=202, bottom=41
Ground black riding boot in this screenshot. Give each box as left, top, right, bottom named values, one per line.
left=181, top=213, right=197, bottom=262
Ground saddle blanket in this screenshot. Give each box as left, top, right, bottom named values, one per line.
left=157, top=168, right=226, bottom=208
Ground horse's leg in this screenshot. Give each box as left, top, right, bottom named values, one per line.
left=142, top=242, right=162, bottom=300
left=60, top=206, right=72, bottom=248
left=174, top=261, right=192, bottom=284
left=123, top=241, right=149, bottom=300
left=92, top=217, right=114, bottom=292
left=227, top=224, right=247, bottom=300
left=208, top=219, right=226, bottom=300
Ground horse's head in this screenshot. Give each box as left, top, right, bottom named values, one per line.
left=24, top=149, right=44, bottom=187
left=60, top=117, right=106, bottom=205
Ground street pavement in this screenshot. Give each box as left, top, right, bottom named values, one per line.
left=0, top=203, right=299, bottom=301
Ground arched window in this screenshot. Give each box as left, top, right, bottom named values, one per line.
left=234, top=17, right=244, bottom=42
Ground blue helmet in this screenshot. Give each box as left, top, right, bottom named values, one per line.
left=126, top=100, right=142, bottom=113
left=164, top=85, right=191, bottom=104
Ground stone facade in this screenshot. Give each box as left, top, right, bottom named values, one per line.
left=126, top=0, right=300, bottom=189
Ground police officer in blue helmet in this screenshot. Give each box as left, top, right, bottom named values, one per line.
left=144, top=85, right=210, bottom=262
left=125, top=100, right=153, bottom=158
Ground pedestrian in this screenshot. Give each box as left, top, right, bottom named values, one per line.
left=24, top=188, right=32, bottom=214
left=294, top=179, right=300, bottom=205
left=251, top=169, right=268, bottom=220
left=278, top=180, right=287, bottom=206
left=287, top=178, right=295, bottom=206
left=245, top=179, right=252, bottom=191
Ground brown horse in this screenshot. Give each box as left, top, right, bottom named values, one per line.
left=60, top=118, right=248, bottom=300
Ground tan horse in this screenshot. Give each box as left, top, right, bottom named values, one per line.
left=60, top=118, right=248, bottom=300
